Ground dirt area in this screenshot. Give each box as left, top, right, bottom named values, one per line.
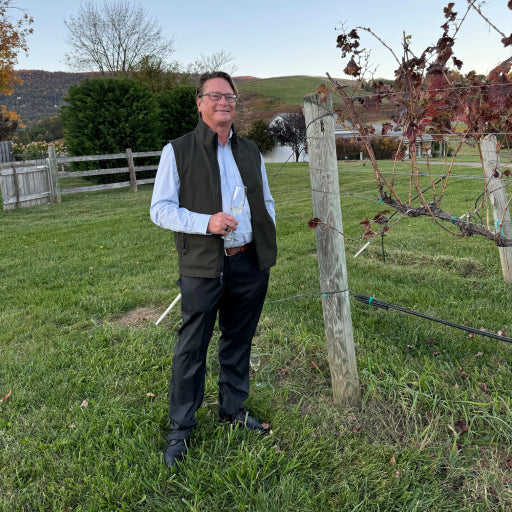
left=114, top=306, right=161, bottom=326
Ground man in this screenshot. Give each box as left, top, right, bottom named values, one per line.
left=150, top=71, right=277, bottom=468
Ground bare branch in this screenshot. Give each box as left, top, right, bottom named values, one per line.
left=466, top=0, right=506, bottom=39
left=187, top=50, right=238, bottom=76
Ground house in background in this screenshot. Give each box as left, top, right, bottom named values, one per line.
left=335, top=118, right=441, bottom=158
left=262, top=143, right=308, bottom=163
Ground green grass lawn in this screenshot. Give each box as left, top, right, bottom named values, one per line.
left=1, top=162, right=512, bottom=511
left=237, top=75, right=356, bottom=107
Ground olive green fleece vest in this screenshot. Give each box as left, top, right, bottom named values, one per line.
left=171, top=119, right=277, bottom=278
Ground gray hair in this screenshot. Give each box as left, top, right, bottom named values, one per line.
left=196, top=71, right=238, bottom=97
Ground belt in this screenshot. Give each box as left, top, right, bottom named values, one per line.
left=224, top=243, right=251, bottom=256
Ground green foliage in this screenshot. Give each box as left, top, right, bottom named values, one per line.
left=336, top=136, right=400, bottom=160
left=128, top=55, right=184, bottom=94
left=0, top=107, right=20, bottom=141
left=60, top=77, right=161, bottom=183
left=370, top=136, right=400, bottom=159
left=155, top=85, right=197, bottom=144
left=61, top=77, right=160, bottom=155
left=359, top=77, right=394, bottom=92
left=12, top=129, right=30, bottom=146
left=245, top=119, right=275, bottom=153
left=336, top=137, right=364, bottom=160
left=12, top=140, right=65, bottom=160
left=27, top=116, right=63, bottom=142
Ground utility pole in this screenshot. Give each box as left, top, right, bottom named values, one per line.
left=303, top=92, right=360, bottom=406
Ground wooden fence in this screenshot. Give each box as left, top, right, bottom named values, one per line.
left=0, top=146, right=161, bottom=211
left=0, top=160, right=51, bottom=210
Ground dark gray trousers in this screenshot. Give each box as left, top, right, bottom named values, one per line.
left=167, top=245, right=269, bottom=440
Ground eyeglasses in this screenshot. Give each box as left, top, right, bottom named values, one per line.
left=199, top=92, right=238, bottom=103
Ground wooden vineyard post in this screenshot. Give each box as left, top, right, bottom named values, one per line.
left=303, top=92, right=361, bottom=406
left=481, top=135, right=512, bottom=283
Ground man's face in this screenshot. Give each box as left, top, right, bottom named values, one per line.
left=196, top=78, right=236, bottom=129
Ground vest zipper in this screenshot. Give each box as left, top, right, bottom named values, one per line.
left=215, top=141, right=224, bottom=281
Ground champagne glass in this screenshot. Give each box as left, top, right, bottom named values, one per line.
left=250, top=346, right=262, bottom=387
left=223, top=185, right=246, bottom=242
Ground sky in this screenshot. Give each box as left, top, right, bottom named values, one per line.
left=13, top=0, right=512, bottom=80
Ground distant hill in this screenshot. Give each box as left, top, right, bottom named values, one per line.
left=1, top=70, right=101, bottom=126
left=1, top=71, right=394, bottom=131
left=235, top=75, right=331, bottom=131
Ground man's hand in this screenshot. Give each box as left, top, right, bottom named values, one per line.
left=207, top=212, right=238, bottom=235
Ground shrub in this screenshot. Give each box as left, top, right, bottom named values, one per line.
left=371, top=137, right=400, bottom=159
left=28, top=116, right=64, bottom=142
left=335, top=137, right=364, bottom=160
left=12, top=141, right=66, bottom=160
left=336, top=136, right=400, bottom=160
left=245, top=119, right=274, bottom=153
left=155, top=85, right=198, bottom=145
left=60, top=77, right=161, bottom=183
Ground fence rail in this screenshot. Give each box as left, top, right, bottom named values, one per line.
left=0, top=146, right=162, bottom=210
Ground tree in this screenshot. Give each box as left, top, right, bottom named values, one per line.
left=12, top=126, right=29, bottom=145
left=60, top=77, right=161, bottom=182
left=64, top=1, right=174, bottom=75
left=28, top=116, right=63, bottom=142
left=128, top=55, right=183, bottom=93
left=0, top=1, right=33, bottom=94
left=0, top=1, right=33, bottom=135
left=269, top=112, right=307, bottom=162
left=0, top=103, right=18, bottom=139
left=187, top=50, right=237, bottom=75
left=155, top=85, right=198, bottom=144
left=245, top=119, right=274, bottom=154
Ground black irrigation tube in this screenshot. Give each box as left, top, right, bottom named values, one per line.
left=354, top=295, right=512, bottom=344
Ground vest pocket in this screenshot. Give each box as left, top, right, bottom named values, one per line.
left=174, top=232, right=188, bottom=258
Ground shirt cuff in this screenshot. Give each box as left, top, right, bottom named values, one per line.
left=197, top=214, right=212, bottom=234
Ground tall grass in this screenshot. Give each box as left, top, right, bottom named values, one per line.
left=1, top=161, right=511, bottom=511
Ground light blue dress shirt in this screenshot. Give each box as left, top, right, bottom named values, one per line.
left=150, top=132, right=275, bottom=249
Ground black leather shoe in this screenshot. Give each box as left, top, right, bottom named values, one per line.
left=164, top=439, right=187, bottom=468
left=220, top=407, right=268, bottom=433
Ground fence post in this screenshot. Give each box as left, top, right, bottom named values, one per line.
left=481, top=134, right=512, bottom=283
left=0, top=141, right=13, bottom=162
left=303, top=92, right=361, bottom=407
left=11, top=163, right=20, bottom=209
left=126, top=148, right=137, bottom=192
left=47, top=144, right=61, bottom=203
